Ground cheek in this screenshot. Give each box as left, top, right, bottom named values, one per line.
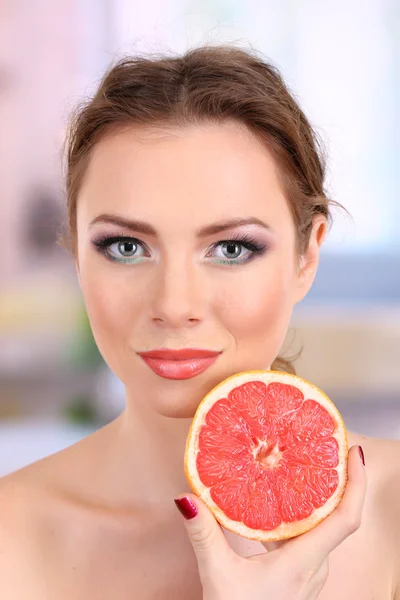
left=78, top=266, right=142, bottom=366
left=217, top=262, right=295, bottom=362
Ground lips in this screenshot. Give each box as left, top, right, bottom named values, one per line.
left=137, top=348, right=222, bottom=380
left=138, top=348, right=221, bottom=360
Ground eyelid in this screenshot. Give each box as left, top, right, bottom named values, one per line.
left=206, top=233, right=266, bottom=252
left=92, top=233, right=145, bottom=250
left=91, top=232, right=267, bottom=264
left=91, top=233, right=149, bottom=261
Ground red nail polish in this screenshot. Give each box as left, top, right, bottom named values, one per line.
left=174, top=497, right=198, bottom=520
left=358, top=445, right=365, bottom=466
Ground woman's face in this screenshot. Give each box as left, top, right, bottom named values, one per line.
left=75, top=121, right=325, bottom=418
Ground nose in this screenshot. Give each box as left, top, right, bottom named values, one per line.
left=149, top=257, right=205, bottom=328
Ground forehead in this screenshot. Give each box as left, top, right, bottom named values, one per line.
left=77, top=121, right=291, bottom=230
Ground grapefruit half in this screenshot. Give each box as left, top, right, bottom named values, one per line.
left=184, top=370, right=348, bottom=542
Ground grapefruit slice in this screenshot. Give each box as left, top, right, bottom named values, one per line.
left=184, top=370, right=348, bottom=542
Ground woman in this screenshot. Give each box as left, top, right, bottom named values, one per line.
left=0, top=44, right=398, bottom=599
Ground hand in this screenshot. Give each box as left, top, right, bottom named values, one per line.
left=175, top=445, right=367, bottom=600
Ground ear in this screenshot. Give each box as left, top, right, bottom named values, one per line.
left=293, top=215, right=327, bottom=304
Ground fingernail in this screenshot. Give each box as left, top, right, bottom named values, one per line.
left=174, top=496, right=198, bottom=520
left=358, top=445, right=365, bottom=466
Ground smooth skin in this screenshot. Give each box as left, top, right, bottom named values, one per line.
left=0, top=121, right=399, bottom=599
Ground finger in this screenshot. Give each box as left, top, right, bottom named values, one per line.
left=174, top=494, right=234, bottom=576
left=282, top=444, right=367, bottom=565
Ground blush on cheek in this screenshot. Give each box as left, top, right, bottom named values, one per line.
left=238, top=285, right=290, bottom=338
left=219, top=272, right=293, bottom=370
left=79, top=278, right=133, bottom=378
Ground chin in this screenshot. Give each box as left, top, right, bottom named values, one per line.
left=148, top=389, right=204, bottom=419
left=148, top=369, right=233, bottom=419
left=155, top=403, right=200, bottom=419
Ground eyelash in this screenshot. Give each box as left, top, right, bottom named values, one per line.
left=91, top=232, right=268, bottom=266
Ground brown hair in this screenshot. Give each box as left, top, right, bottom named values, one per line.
left=61, top=44, right=338, bottom=374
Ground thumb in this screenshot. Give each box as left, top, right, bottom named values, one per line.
left=174, top=494, right=233, bottom=575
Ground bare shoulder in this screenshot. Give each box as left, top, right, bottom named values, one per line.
left=362, top=435, right=400, bottom=502
left=0, top=424, right=97, bottom=519
left=0, top=466, right=39, bottom=535
left=0, top=454, right=63, bottom=545
left=358, top=434, right=400, bottom=516
left=0, top=465, right=48, bottom=593
left=360, top=435, right=400, bottom=597
left=0, top=437, right=96, bottom=597
left=0, top=420, right=113, bottom=546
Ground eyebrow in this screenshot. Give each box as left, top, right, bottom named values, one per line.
left=89, top=214, right=272, bottom=237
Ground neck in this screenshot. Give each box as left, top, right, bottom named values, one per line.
left=103, top=393, right=193, bottom=508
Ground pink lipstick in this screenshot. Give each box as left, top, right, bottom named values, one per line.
left=137, top=348, right=221, bottom=380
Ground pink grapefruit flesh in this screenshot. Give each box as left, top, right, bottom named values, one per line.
left=184, top=370, right=348, bottom=542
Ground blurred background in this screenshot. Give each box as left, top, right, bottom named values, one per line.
left=0, top=0, right=399, bottom=476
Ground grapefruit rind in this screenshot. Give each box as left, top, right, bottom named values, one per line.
left=184, top=370, right=348, bottom=542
